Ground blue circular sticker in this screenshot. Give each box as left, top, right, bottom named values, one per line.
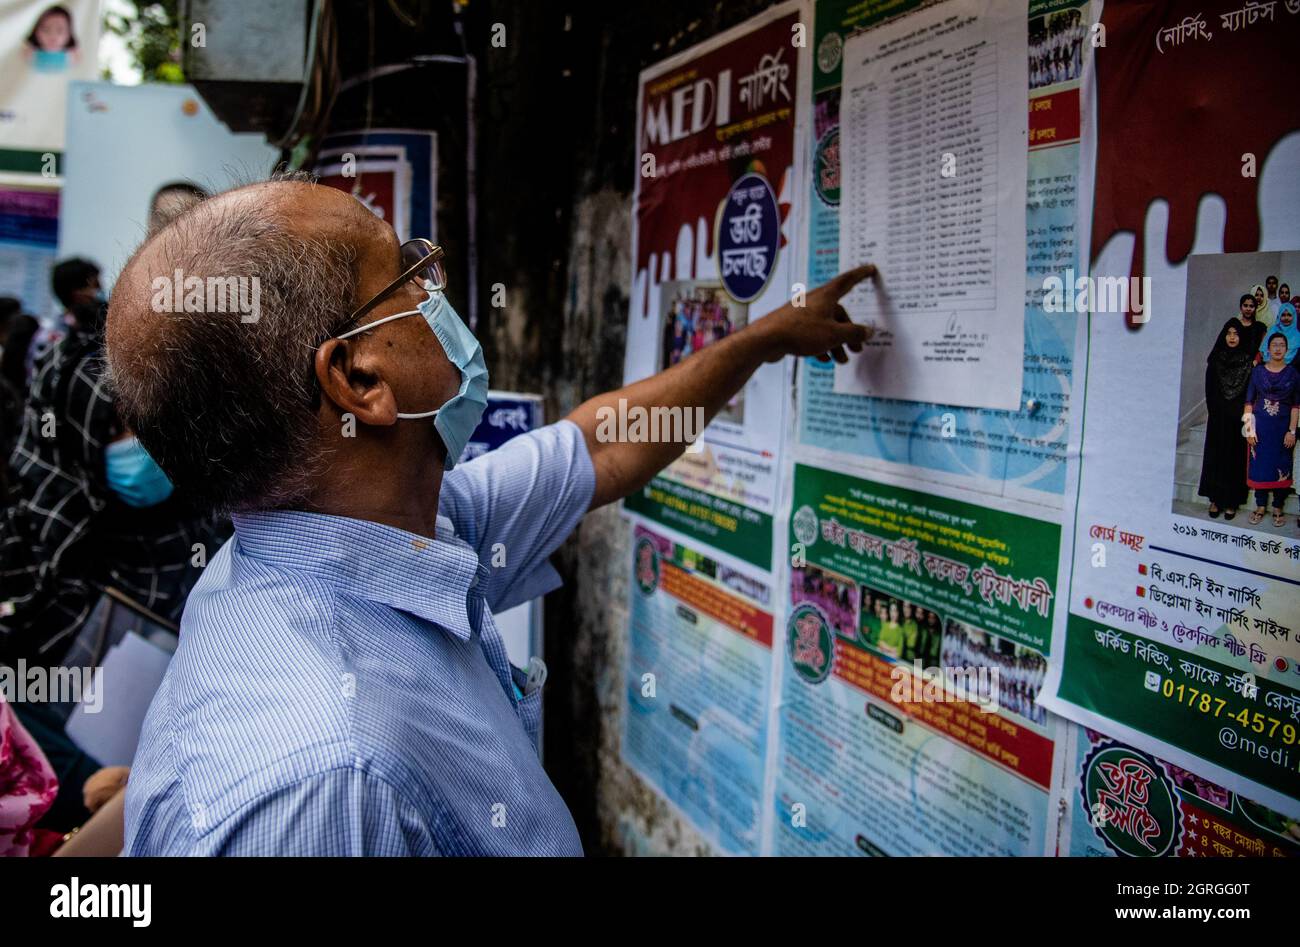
left=716, top=171, right=780, bottom=303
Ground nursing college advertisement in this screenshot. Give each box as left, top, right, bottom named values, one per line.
left=1039, top=0, right=1300, bottom=821
left=622, top=1, right=811, bottom=571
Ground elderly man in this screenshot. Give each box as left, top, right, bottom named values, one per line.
left=105, top=177, right=873, bottom=855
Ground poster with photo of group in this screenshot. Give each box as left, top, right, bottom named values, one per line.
left=1039, top=0, right=1300, bottom=821
left=621, top=0, right=811, bottom=571
left=622, top=524, right=775, bottom=855
left=772, top=463, right=1059, bottom=855
left=618, top=0, right=1300, bottom=856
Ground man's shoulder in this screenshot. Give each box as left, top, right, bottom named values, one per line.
left=146, top=543, right=434, bottom=830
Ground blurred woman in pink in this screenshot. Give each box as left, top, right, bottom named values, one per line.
left=0, top=693, right=59, bottom=856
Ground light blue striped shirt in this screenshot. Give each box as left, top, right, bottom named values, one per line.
left=123, top=420, right=594, bottom=856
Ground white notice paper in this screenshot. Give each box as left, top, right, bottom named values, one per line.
left=65, top=631, right=174, bottom=767
left=835, top=0, right=1028, bottom=410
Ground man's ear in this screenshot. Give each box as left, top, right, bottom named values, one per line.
left=314, top=337, right=398, bottom=426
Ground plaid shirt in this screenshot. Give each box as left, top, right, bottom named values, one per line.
left=0, top=330, right=224, bottom=666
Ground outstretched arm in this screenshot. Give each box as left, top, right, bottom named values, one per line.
left=568, top=265, right=878, bottom=509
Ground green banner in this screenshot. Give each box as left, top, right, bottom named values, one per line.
left=789, top=463, right=1060, bottom=651
left=0, top=149, right=61, bottom=176
left=1059, top=614, right=1300, bottom=801
left=624, top=475, right=773, bottom=570
left=812, top=0, right=924, bottom=93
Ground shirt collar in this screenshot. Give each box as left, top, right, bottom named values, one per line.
left=231, top=509, right=488, bottom=641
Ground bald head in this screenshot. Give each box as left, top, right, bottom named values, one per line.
left=107, top=179, right=369, bottom=514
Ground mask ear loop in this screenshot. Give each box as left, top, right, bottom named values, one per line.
left=334, top=307, right=420, bottom=341
left=333, top=307, right=441, bottom=419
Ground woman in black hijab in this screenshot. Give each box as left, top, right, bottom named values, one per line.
left=1197, top=320, right=1255, bottom=518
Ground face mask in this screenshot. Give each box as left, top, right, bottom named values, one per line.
left=105, top=436, right=175, bottom=507
left=336, top=288, right=489, bottom=469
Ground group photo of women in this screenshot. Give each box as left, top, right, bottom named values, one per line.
left=859, top=587, right=943, bottom=665
left=1197, top=273, right=1299, bottom=530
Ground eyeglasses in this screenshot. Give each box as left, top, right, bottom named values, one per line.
left=334, top=238, right=446, bottom=337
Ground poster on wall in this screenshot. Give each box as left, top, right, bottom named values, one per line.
left=312, top=129, right=438, bottom=244
left=770, top=463, right=1061, bottom=855
left=0, top=0, right=100, bottom=176
left=834, top=0, right=1029, bottom=411
left=1062, top=724, right=1299, bottom=858
left=800, top=0, right=1089, bottom=505
left=622, top=0, right=809, bottom=570
left=58, top=81, right=278, bottom=287
left=1039, top=1, right=1300, bottom=820
left=0, top=186, right=58, bottom=318
left=622, top=524, right=775, bottom=855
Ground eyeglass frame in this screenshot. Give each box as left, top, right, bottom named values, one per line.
left=331, top=238, right=446, bottom=338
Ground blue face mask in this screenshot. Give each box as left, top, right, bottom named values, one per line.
left=105, top=436, right=175, bottom=507
left=336, top=288, right=489, bottom=469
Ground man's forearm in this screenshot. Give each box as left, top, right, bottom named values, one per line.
left=567, top=265, right=874, bottom=509
left=567, top=319, right=779, bottom=509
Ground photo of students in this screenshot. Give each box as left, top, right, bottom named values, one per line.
left=1175, top=252, right=1300, bottom=533
left=657, top=280, right=748, bottom=423
left=942, top=621, right=1049, bottom=725
left=855, top=584, right=942, bottom=664
left=1027, top=7, right=1085, bottom=90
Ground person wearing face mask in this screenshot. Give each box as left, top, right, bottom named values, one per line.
left=103, top=176, right=876, bottom=856
left=0, top=273, right=223, bottom=834
left=1, top=309, right=219, bottom=670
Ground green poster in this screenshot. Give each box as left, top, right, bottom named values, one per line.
left=1059, top=615, right=1300, bottom=802
left=789, top=463, right=1060, bottom=651
left=625, top=475, right=774, bottom=570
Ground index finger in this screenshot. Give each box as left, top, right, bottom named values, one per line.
left=828, top=264, right=878, bottom=299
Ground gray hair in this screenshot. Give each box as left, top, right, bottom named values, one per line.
left=106, top=185, right=357, bottom=514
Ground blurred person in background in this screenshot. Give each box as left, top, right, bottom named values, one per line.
left=0, top=303, right=41, bottom=491
left=0, top=238, right=227, bottom=831
left=0, top=296, right=21, bottom=352
left=0, top=691, right=60, bottom=857
left=26, top=258, right=101, bottom=377
left=147, top=181, right=208, bottom=235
